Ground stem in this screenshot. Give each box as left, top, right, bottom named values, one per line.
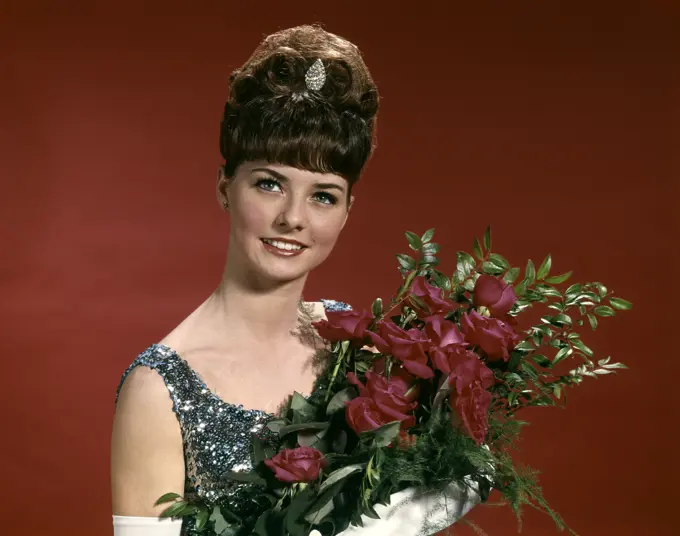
left=325, top=342, right=348, bottom=402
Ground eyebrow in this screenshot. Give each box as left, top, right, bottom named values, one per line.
left=251, top=167, right=346, bottom=193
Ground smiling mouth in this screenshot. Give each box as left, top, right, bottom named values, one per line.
left=261, top=238, right=307, bottom=254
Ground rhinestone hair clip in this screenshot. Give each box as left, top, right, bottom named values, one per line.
left=304, top=59, right=326, bottom=91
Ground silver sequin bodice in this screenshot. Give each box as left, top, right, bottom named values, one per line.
left=115, top=299, right=351, bottom=533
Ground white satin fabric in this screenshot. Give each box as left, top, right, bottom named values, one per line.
left=112, top=479, right=479, bottom=536
left=311, top=477, right=481, bottom=536
left=112, top=515, right=182, bottom=536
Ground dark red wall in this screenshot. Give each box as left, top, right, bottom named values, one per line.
left=1, top=1, right=677, bottom=535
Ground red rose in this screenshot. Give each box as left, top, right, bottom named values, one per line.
left=451, top=384, right=493, bottom=446
left=431, top=344, right=480, bottom=376
left=411, top=276, right=456, bottom=314
left=367, top=321, right=408, bottom=354
left=347, top=370, right=418, bottom=428
left=345, top=397, right=396, bottom=434
left=424, top=314, right=466, bottom=348
left=447, top=352, right=494, bottom=445
left=312, top=310, right=373, bottom=346
left=367, top=322, right=434, bottom=379
left=387, top=330, right=434, bottom=379
left=460, top=310, right=521, bottom=362
left=473, top=275, right=517, bottom=317
left=447, top=352, right=495, bottom=394
left=264, top=447, right=327, bottom=483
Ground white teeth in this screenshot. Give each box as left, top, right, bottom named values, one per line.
left=263, top=239, right=303, bottom=251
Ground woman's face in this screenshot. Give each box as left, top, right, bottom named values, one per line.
left=219, top=160, right=353, bottom=285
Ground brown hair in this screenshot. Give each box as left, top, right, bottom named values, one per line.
left=219, top=24, right=379, bottom=185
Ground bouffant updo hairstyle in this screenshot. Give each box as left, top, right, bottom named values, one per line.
left=219, top=25, right=379, bottom=186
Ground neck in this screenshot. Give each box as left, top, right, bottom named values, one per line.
left=203, top=256, right=309, bottom=345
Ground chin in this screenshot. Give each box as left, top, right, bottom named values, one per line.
left=254, top=247, right=329, bottom=284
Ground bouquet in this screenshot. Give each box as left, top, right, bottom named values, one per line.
left=158, top=227, right=630, bottom=536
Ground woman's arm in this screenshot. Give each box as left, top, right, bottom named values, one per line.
left=111, top=366, right=185, bottom=519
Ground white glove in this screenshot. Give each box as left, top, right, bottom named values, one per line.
left=112, top=515, right=182, bottom=536
left=310, top=477, right=481, bottom=536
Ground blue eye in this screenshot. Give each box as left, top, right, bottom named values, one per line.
left=255, top=178, right=282, bottom=192
left=314, top=192, right=338, bottom=205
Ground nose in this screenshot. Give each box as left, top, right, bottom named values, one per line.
left=275, top=193, right=308, bottom=231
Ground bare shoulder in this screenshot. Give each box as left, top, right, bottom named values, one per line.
left=111, top=366, right=184, bottom=516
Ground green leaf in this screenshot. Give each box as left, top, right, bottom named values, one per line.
left=210, top=507, right=231, bottom=535
left=488, top=253, right=509, bottom=268
left=609, top=297, right=632, bottom=310
left=285, top=487, right=315, bottom=535
left=545, top=271, right=572, bottom=284
left=571, top=339, right=594, bottom=357
left=482, top=261, right=505, bottom=275
left=371, top=298, right=383, bottom=317
left=319, top=464, right=364, bottom=493
left=514, top=280, right=527, bottom=297
left=326, top=388, right=353, bottom=415
left=266, top=418, right=287, bottom=434
left=291, top=391, right=314, bottom=413
left=160, top=500, right=189, bottom=518
left=524, top=259, right=536, bottom=285
left=472, top=237, right=483, bottom=260
left=565, top=283, right=582, bottom=296
left=405, top=231, right=422, bottom=250
left=195, top=509, right=209, bottom=530
left=251, top=433, right=267, bottom=464
left=531, top=354, right=552, bottom=368
left=430, top=270, right=451, bottom=291
left=587, top=313, right=598, bottom=330
left=155, top=493, right=182, bottom=506
left=515, top=340, right=535, bottom=351
left=463, top=278, right=476, bottom=292
left=483, top=226, right=492, bottom=251
left=553, top=346, right=573, bottom=365
left=594, top=305, right=616, bottom=317
left=593, top=282, right=608, bottom=297
left=537, top=254, right=552, bottom=280
left=503, top=267, right=521, bottom=283
left=421, top=228, right=435, bottom=243
left=421, top=242, right=440, bottom=255
left=396, top=254, right=417, bottom=271
left=279, top=422, right=329, bottom=436
left=421, top=254, right=439, bottom=266
left=304, top=490, right=336, bottom=524
left=360, top=420, right=401, bottom=447
left=536, top=285, right=561, bottom=298
left=551, top=313, right=572, bottom=327
left=222, top=470, right=267, bottom=486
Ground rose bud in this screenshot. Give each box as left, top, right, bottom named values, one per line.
left=473, top=274, right=517, bottom=317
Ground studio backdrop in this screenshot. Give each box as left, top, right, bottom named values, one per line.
left=1, top=2, right=676, bottom=535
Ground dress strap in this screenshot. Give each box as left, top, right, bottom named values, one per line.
left=115, top=344, right=204, bottom=427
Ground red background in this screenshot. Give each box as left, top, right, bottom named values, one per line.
left=1, top=1, right=677, bottom=535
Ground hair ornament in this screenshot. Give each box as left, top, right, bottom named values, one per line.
left=304, top=59, right=326, bottom=91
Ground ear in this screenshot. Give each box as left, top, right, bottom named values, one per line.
left=216, top=165, right=230, bottom=210
left=341, top=194, right=355, bottom=230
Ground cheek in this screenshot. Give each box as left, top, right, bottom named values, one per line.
left=311, top=212, right=347, bottom=247
left=232, top=196, right=270, bottom=237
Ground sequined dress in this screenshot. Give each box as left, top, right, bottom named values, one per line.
left=115, top=299, right=351, bottom=535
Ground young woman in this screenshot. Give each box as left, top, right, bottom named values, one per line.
left=110, top=24, right=479, bottom=536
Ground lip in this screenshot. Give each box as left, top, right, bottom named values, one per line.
left=260, top=237, right=308, bottom=257
left=261, top=237, right=308, bottom=248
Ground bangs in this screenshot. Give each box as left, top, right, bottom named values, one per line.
left=220, top=94, right=373, bottom=183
